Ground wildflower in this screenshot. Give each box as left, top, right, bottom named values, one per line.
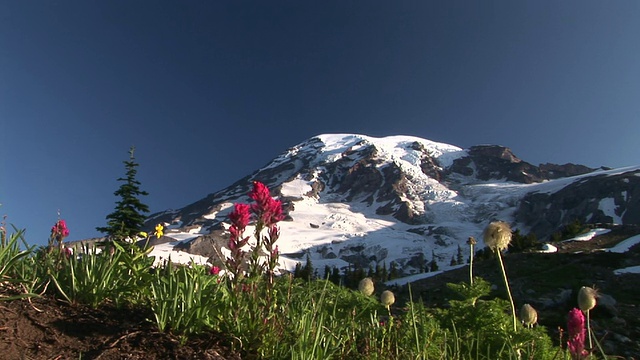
left=358, top=277, right=375, bottom=296
left=63, top=246, right=74, bottom=259
left=483, top=220, right=517, bottom=332
left=381, top=290, right=395, bottom=308
left=270, top=244, right=279, bottom=258
left=209, top=266, right=221, bottom=276
left=519, top=303, right=537, bottom=328
left=51, top=219, right=70, bottom=241
left=483, top=221, right=512, bottom=251
left=154, top=224, right=164, bottom=239
left=139, top=231, right=148, bottom=238
left=577, top=286, right=597, bottom=349
left=226, top=203, right=251, bottom=282
left=249, top=181, right=285, bottom=226
left=567, top=308, right=588, bottom=359
left=230, top=203, right=251, bottom=230
left=577, top=286, right=597, bottom=312
left=466, top=236, right=477, bottom=246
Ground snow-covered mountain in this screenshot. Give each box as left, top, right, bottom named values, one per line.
left=145, top=134, right=640, bottom=274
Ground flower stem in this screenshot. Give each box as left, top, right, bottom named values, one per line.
left=586, top=309, right=593, bottom=349
left=469, top=243, right=474, bottom=285
left=496, top=250, right=517, bottom=332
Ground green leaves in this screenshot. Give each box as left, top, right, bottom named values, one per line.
left=149, top=263, right=225, bottom=338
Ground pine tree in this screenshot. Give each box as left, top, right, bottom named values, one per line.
left=294, top=252, right=314, bottom=281
left=430, top=250, right=439, bottom=272
left=293, top=262, right=303, bottom=278
left=323, top=265, right=332, bottom=280
left=97, top=146, right=150, bottom=241
left=330, top=266, right=341, bottom=285
left=456, top=244, right=464, bottom=264
left=389, top=261, right=399, bottom=280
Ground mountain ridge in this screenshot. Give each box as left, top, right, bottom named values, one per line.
left=144, top=133, right=640, bottom=274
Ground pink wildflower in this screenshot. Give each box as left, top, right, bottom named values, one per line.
left=230, top=203, right=251, bottom=229
left=51, top=219, right=70, bottom=242
left=228, top=203, right=250, bottom=250
left=567, top=308, right=588, bottom=359
left=209, top=266, right=221, bottom=276
left=249, top=181, right=284, bottom=226
left=226, top=203, right=251, bottom=281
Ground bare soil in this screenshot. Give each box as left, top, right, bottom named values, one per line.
left=0, top=286, right=241, bottom=360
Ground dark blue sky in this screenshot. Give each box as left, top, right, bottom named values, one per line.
left=2, top=1, right=640, bottom=245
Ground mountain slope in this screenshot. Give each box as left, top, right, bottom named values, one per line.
left=145, top=134, right=640, bottom=274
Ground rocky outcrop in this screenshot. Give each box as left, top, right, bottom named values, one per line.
left=515, top=168, right=640, bottom=239
left=449, top=145, right=595, bottom=184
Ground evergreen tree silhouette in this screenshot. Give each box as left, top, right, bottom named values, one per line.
left=96, top=146, right=149, bottom=241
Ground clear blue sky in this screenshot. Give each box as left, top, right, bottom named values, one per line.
left=2, top=1, right=640, bottom=246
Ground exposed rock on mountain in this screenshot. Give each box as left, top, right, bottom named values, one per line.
left=144, top=134, right=640, bottom=274
left=515, top=167, right=640, bottom=237
left=448, top=145, right=595, bottom=184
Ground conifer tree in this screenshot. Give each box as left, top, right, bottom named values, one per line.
left=430, top=250, right=439, bottom=272
left=323, top=265, right=332, bottom=280
left=456, top=244, right=464, bottom=264
left=330, top=266, right=341, bottom=285
left=389, top=261, right=399, bottom=280
left=97, top=146, right=150, bottom=241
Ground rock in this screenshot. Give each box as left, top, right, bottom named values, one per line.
left=596, top=293, right=619, bottom=317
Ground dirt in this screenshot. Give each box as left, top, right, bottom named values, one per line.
left=0, top=286, right=241, bottom=360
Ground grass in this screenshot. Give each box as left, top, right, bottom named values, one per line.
left=0, top=228, right=583, bottom=359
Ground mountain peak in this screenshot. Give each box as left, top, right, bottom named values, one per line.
left=146, top=133, right=639, bottom=276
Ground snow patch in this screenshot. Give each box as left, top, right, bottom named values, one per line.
left=614, top=266, right=640, bottom=275
left=562, top=228, right=611, bottom=242
left=539, top=243, right=558, bottom=253
left=598, top=198, right=622, bottom=224
left=607, top=234, right=640, bottom=253
left=281, top=178, right=313, bottom=198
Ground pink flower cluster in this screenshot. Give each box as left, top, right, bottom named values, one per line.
left=226, top=203, right=251, bottom=278
left=209, top=266, right=221, bottom=276
left=51, top=219, right=70, bottom=243
left=225, top=181, right=284, bottom=283
left=567, top=308, right=588, bottom=359
left=249, top=181, right=284, bottom=227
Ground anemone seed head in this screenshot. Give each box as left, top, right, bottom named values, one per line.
left=519, top=303, right=538, bottom=327
left=380, top=290, right=395, bottom=307
left=358, top=277, right=375, bottom=296
left=483, top=221, right=512, bottom=251
left=578, top=286, right=598, bottom=312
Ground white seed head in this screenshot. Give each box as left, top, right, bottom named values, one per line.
left=358, top=277, right=375, bottom=296
left=380, top=290, right=395, bottom=307
left=578, top=286, right=597, bottom=311
left=483, top=221, right=512, bottom=251
left=519, top=303, right=537, bottom=327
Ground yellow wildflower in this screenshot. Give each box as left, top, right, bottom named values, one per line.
left=155, top=224, right=164, bottom=239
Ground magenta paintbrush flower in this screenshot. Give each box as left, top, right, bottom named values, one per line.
left=567, top=308, right=588, bottom=359
left=226, top=203, right=251, bottom=281
left=51, top=219, right=70, bottom=242
left=209, top=266, right=220, bottom=276
left=249, top=181, right=284, bottom=226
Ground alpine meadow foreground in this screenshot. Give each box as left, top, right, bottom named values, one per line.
left=2, top=184, right=640, bottom=359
